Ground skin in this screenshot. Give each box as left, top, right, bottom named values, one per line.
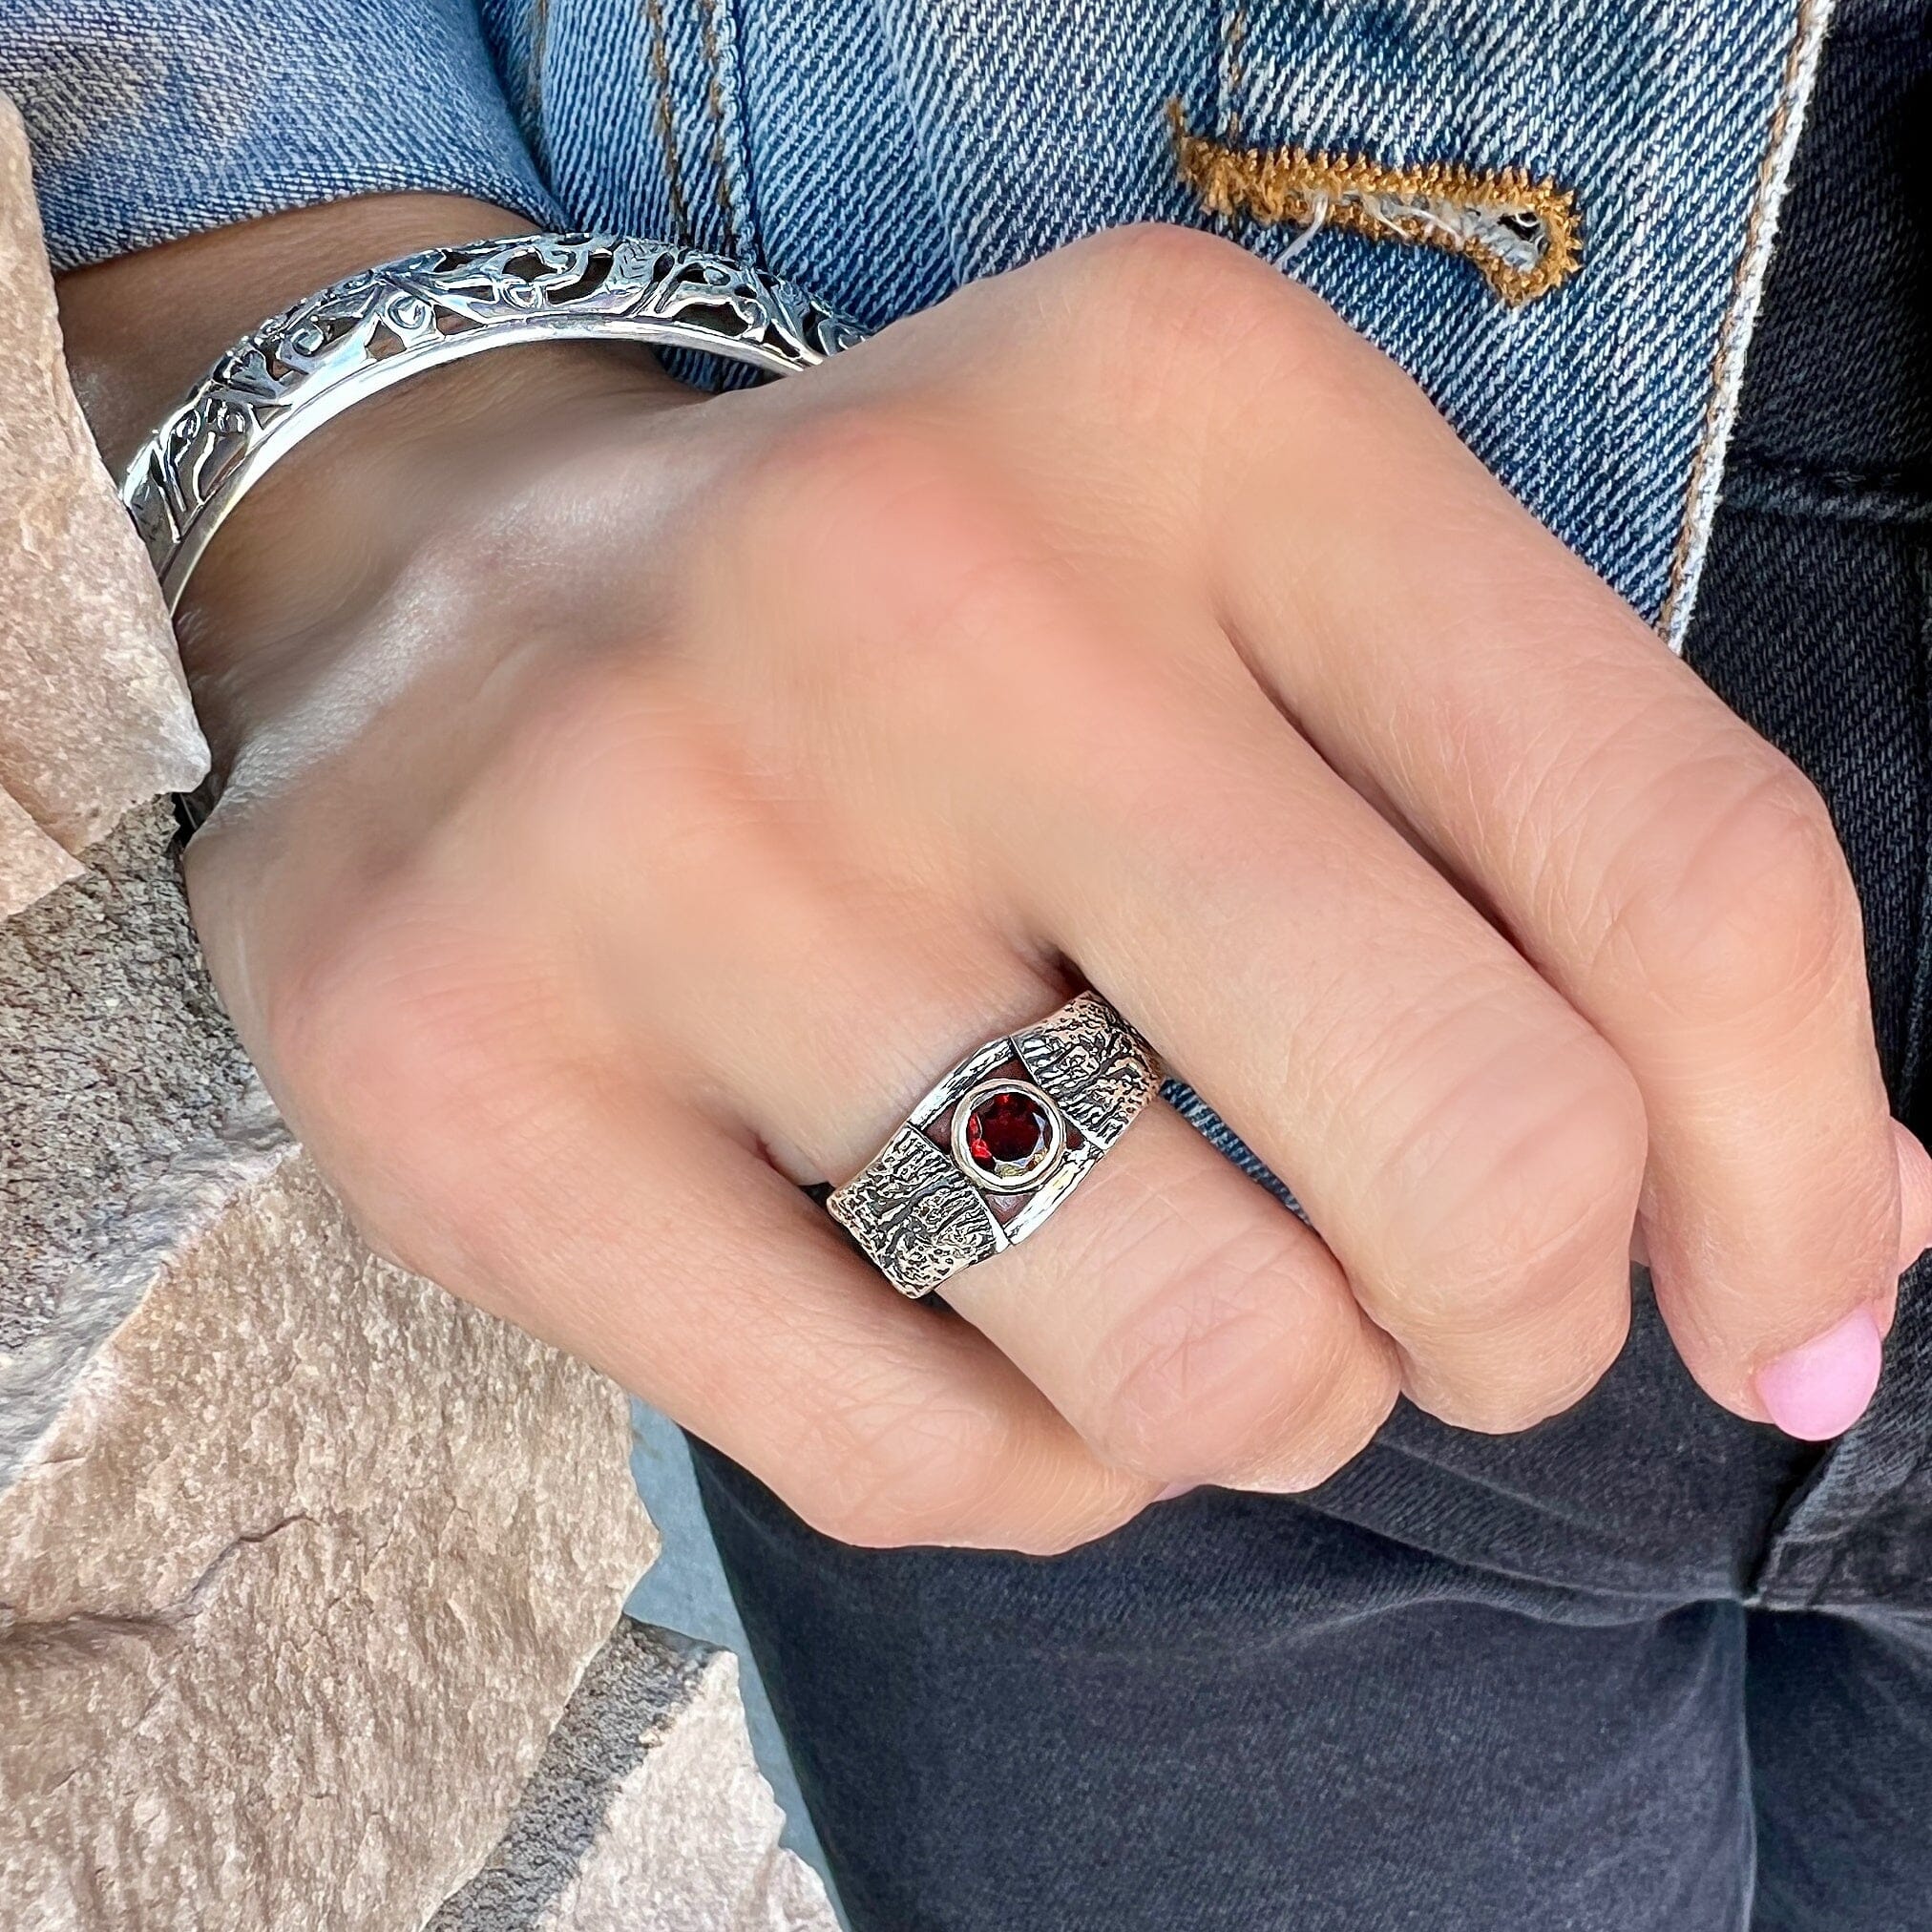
left=58, top=195, right=1932, bottom=1554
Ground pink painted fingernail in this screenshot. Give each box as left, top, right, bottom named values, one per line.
left=1755, top=1306, right=1884, bottom=1440
left=1155, top=1481, right=1196, bottom=1502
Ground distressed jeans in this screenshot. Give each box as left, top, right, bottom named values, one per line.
left=692, top=15, right=1932, bottom=1929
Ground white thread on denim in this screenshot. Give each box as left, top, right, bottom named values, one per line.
left=1659, top=0, right=1836, bottom=654
left=1273, top=191, right=1329, bottom=267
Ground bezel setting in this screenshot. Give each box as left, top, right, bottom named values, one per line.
left=827, top=991, right=1162, bottom=1297
left=950, top=1079, right=1068, bottom=1194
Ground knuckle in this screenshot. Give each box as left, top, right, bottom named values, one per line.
left=1086, top=1228, right=1373, bottom=1487
left=1071, top=220, right=1251, bottom=308
left=724, top=409, right=1049, bottom=696
left=1408, top=1311, right=1631, bottom=1436
left=499, top=665, right=648, bottom=852
left=790, top=1387, right=1018, bottom=1550
left=504, top=658, right=757, bottom=888
left=1050, top=222, right=1343, bottom=405
left=1069, top=223, right=1304, bottom=351
left=1387, top=1035, right=1647, bottom=1345
left=1611, top=752, right=1862, bottom=1023
left=789, top=1372, right=1144, bottom=1556
left=731, top=408, right=981, bottom=583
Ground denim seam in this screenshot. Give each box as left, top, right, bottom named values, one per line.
left=696, top=0, right=754, bottom=262
left=641, top=0, right=694, bottom=246
left=1657, top=0, right=1836, bottom=654
left=522, top=0, right=554, bottom=175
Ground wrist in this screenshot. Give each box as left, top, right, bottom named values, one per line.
left=59, top=194, right=544, bottom=470
left=58, top=200, right=695, bottom=772
left=175, top=339, right=687, bottom=770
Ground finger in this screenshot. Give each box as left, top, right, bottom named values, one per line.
left=1194, top=281, right=1897, bottom=1429
left=1894, top=1122, right=1932, bottom=1276
left=782, top=997, right=1402, bottom=1495
left=689, top=430, right=1643, bottom=1433
left=761, top=961, right=1404, bottom=1494
left=514, top=1101, right=1149, bottom=1552
left=1018, top=651, right=1646, bottom=1434
left=946, top=1103, right=1402, bottom=1494
left=564, top=693, right=1400, bottom=1492
left=288, top=958, right=1145, bottom=1553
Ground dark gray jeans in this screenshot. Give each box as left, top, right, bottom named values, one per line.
left=694, top=16, right=1932, bottom=1927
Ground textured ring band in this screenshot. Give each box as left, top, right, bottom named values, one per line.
left=828, top=992, right=1163, bottom=1297
left=120, top=234, right=867, bottom=613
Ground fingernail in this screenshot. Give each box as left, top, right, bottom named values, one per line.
left=1755, top=1306, right=1884, bottom=1440
left=1155, top=1481, right=1196, bottom=1502
left=1894, top=1121, right=1932, bottom=1274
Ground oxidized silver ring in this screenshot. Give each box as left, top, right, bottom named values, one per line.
left=828, top=992, right=1161, bottom=1296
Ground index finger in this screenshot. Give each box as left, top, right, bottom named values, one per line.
left=1208, top=279, right=1900, bottom=1435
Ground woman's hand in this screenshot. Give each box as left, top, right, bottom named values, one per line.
left=62, top=200, right=1932, bottom=1552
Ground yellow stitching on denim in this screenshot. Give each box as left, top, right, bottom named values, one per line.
left=1167, top=102, right=1582, bottom=306
left=1224, top=7, right=1249, bottom=140
left=697, top=0, right=743, bottom=260
left=641, top=0, right=693, bottom=246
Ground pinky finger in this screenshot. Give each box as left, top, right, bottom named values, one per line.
left=410, top=1082, right=1152, bottom=1555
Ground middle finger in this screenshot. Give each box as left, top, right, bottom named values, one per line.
left=702, top=445, right=1648, bottom=1432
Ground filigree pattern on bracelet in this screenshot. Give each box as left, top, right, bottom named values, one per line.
left=121, top=235, right=866, bottom=613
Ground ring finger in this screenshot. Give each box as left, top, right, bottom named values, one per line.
left=585, top=735, right=1400, bottom=1495
left=700, top=453, right=1647, bottom=1435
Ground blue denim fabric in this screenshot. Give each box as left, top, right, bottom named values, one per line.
left=685, top=22, right=1932, bottom=1923
left=1222, top=0, right=1803, bottom=625
left=3, top=0, right=564, bottom=265
left=6, top=0, right=1817, bottom=634
left=10, top=8, right=1928, bottom=1927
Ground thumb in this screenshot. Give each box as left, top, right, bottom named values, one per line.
left=1893, top=1119, right=1932, bottom=1278
left=1750, top=1121, right=1929, bottom=1441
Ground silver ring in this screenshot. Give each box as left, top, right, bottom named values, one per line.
left=828, top=992, right=1162, bottom=1297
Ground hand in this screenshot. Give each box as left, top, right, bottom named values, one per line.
left=62, top=202, right=1932, bottom=1552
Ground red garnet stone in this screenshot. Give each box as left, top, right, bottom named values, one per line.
left=961, top=1085, right=1058, bottom=1188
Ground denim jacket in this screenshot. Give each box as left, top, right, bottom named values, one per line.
left=3, top=0, right=1834, bottom=643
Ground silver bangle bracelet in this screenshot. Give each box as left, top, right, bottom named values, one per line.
left=119, top=234, right=866, bottom=614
